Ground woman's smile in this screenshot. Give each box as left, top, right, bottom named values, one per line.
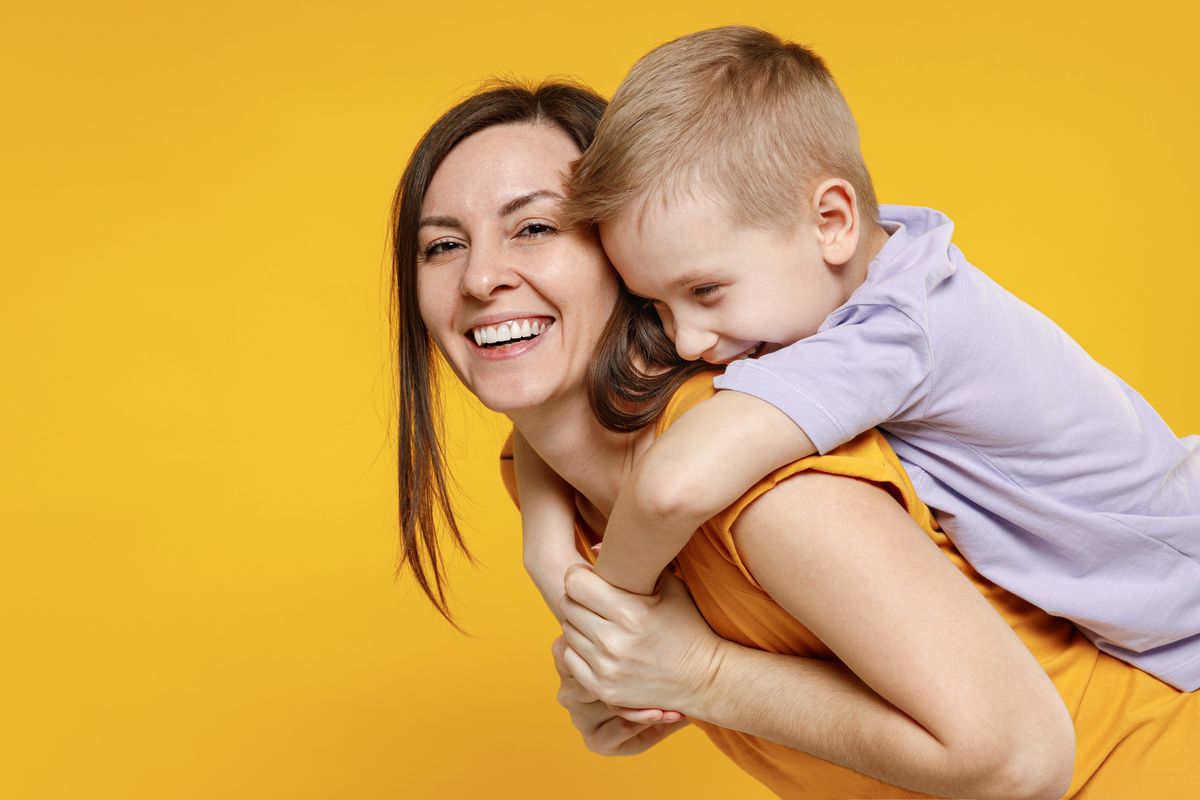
left=466, top=316, right=556, bottom=361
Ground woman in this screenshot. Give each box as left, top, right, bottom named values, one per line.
left=393, top=82, right=1197, bottom=799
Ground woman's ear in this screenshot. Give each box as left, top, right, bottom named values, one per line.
left=810, top=178, right=859, bottom=266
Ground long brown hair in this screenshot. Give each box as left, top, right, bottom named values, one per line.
left=391, top=80, right=703, bottom=623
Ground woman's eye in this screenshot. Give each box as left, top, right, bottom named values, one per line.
left=420, top=240, right=462, bottom=260
left=692, top=284, right=722, bottom=298
left=518, top=221, right=557, bottom=238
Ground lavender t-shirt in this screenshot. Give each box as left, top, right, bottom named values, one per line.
left=714, top=205, right=1200, bottom=691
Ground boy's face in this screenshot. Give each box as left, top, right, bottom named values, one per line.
left=599, top=194, right=849, bottom=364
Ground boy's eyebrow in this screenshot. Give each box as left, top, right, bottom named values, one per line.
left=500, top=189, right=563, bottom=216
left=669, top=270, right=712, bottom=289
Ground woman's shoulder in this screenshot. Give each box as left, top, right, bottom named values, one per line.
left=656, top=372, right=721, bottom=435
left=655, top=372, right=940, bottom=556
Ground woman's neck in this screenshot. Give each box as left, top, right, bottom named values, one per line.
left=508, top=394, right=654, bottom=517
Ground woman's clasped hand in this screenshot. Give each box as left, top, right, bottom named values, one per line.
left=550, top=634, right=689, bottom=757
left=558, top=564, right=720, bottom=719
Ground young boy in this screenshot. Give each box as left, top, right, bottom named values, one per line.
left=519, top=25, right=1199, bottom=691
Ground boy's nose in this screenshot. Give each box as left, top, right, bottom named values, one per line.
left=674, top=325, right=719, bottom=362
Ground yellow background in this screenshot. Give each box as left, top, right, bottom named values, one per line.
left=2, top=1, right=1197, bottom=798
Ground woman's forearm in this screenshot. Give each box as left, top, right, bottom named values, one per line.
left=525, top=550, right=588, bottom=623
left=693, top=641, right=1055, bottom=800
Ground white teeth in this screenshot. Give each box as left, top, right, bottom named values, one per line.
left=470, top=318, right=552, bottom=347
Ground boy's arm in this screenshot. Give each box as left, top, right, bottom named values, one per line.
left=513, top=431, right=588, bottom=622
left=594, top=390, right=815, bottom=594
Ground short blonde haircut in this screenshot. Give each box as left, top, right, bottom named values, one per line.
left=565, top=26, right=878, bottom=229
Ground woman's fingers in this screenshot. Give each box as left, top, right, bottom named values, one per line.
left=560, top=621, right=601, bottom=674
left=550, top=636, right=573, bottom=679
left=559, top=591, right=610, bottom=645
left=614, top=718, right=691, bottom=756
left=590, top=715, right=653, bottom=756
left=563, top=562, right=632, bottom=620
left=591, top=715, right=691, bottom=757
left=553, top=636, right=600, bottom=706
left=612, top=705, right=684, bottom=724
left=560, top=636, right=603, bottom=695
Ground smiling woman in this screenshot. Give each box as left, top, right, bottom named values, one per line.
left=393, top=82, right=1200, bottom=800
left=390, top=83, right=612, bottom=613
left=415, top=123, right=617, bottom=413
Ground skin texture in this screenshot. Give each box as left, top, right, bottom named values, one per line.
left=416, top=123, right=1075, bottom=797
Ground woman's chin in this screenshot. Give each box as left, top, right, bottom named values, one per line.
left=468, top=379, right=563, bottom=417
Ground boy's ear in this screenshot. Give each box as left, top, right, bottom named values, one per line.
left=810, top=179, right=859, bottom=266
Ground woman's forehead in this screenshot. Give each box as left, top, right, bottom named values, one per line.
left=423, top=123, right=580, bottom=215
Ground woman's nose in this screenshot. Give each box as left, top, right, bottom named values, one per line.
left=459, top=245, right=521, bottom=300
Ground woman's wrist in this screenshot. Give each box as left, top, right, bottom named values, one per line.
left=679, top=637, right=738, bottom=721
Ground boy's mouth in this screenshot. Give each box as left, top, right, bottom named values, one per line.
left=713, top=342, right=764, bottom=365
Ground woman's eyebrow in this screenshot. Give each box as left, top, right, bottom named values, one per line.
left=418, top=191, right=562, bottom=229
left=500, top=190, right=563, bottom=216
left=418, top=215, right=462, bottom=231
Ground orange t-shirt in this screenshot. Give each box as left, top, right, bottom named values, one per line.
left=500, top=375, right=1199, bottom=799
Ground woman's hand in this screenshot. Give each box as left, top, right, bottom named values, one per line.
left=558, top=563, right=724, bottom=715
left=551, top=637, right=688, bottom=756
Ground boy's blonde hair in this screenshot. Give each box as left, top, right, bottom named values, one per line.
left=565, top=26, right=878, bottom=229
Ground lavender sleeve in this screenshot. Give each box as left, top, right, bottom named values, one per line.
left=714, top=303, right=934, bottom=454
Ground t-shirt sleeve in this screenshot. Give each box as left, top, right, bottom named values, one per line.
left=703, top=435, right=923, bottom=590
left=659, top=374, right=937, bottom=591
left=713, top=303, right=933, bottom=454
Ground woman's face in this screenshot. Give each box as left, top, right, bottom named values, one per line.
left=416, top=122, right=618, bottom=415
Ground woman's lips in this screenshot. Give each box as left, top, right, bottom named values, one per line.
left=468, top=316, right=552, bottom=346
left=468, top=320, right=555, bottom=361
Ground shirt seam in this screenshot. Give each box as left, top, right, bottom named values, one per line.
left=730, top=360, right=851, bottom=445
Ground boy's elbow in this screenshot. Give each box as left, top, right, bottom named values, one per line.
left=974, top=748, right=1073, bottom=800
left=633, top=457, right=718, bottom=526
left=960, top=718, right=1075, bottom=800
